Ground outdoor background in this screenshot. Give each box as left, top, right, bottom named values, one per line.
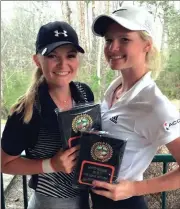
left=1, top=1, right=180, bottom=209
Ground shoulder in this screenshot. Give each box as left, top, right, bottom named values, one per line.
left=137, top=82, right=179, bottom=123
left=137, top=82, right=177, bottom=112
left=148, top=83, right=178, bottom=118
left=6, top=110, right=25, bottom=127
left=135, top=84, right=179, bottom=145
left=1, top=108, right=40, bottom=156
left=3, top=107, right=40, bottom=135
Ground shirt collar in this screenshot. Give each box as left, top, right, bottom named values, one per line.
left=35, top=80, right=86, bottom=116
left=34, top=80, right=88, bottom=136
left=104, top=71, right=154, bottom=104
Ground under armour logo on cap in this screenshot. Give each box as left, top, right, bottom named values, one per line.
left=54, top=30, right=68, bottom=37
left=35, top=21, right=84, bottom=56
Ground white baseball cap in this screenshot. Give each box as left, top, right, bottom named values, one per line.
left=92, top=5, right=154, bottom=38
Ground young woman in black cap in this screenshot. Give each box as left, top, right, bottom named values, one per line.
left=90, top=5, right=180, bottom=209
left=1, top=21, right=93, bottom=209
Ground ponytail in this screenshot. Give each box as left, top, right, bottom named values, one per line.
left=10, top=68, right=44, bottom=123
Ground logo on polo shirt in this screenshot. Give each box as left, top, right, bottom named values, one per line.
left=163, top=119, right=180, bottom=132
left=110, top=115, right=119, bottom=124
left=163, top=122, right=170, bottom=132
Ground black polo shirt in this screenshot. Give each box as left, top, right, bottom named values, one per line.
left=1, top=81, right=94, bottom=198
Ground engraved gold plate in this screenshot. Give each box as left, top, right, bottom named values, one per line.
left=91, top=142, right=113, bottom=162
left=72, top=114, right=93, bottom=133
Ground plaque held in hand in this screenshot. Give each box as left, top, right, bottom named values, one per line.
left=56, top=104, right=102, bottom=149
left=73, top=131, right=127, bottom=189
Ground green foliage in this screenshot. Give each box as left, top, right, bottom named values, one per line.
left=104, top=68, right=116, bottom=89
left=90, top=74, right=100, bottom=93
left=89, top=74, right=101, bottom=102
left=1, top=1, right=180, bottom=114
left=1, top=119, right=7, bottom=124
left=156, top=70, right=180, bottom=100
left=2, top=70, right=32, bottom=112
left=137, top=0, right=180, bottom=100
left=167, top=50, right=180, bottom=72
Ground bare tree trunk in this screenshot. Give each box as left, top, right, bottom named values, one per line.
left=60, top=1, right=72, bottom=24
left=105, top=1, right=110, bottom=14
left=91, top=0, right=96, bottom=46
left=85, top=1, right=90, bottom=52
left=79, top=1, right=86, bottom=51
left=96, top=1, right=110, bottom=99
left=60, top=1, right=67, bottom=22
left=66, top=1, right=72, bottom=24
left=97, top=38, right=103, bottom=100
left=160, top=3, right=169, bottom=51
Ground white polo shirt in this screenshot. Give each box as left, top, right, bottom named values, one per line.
left=101, top=72, right=180, bottom=181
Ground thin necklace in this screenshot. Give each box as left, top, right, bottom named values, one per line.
left=50, top=92, right=72, bottom=110
left=56, top=97, right=72, bottom=110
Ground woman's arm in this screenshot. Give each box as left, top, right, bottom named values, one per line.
left=1, top=149, right=43, bottom=175
left=92, top=137, right=180, bottom=201
left=1, top=146, right=79, bottom=175
left=134, top=137, right=180, bottom=195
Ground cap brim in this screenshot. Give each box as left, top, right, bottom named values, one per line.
left=39, top=41, right=85, bottom=55
left=92, top=14, right=142, bottom=37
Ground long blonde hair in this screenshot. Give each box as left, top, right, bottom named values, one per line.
left=139, top=31, right=162, bottom=79
left=10, top=68, right=44, bottom=124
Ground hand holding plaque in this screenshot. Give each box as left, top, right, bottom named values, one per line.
left=73, top=131, right=127, bottom=189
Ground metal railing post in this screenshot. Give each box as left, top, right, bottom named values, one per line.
left=1, top=173, right=6, bottom=209
left=22, top=175, right=28, bottom=209
left=162, top=163, right=168, bottom=209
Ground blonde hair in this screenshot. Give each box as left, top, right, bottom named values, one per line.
left=139, top=31, right=162, bottom=79
left=10, top=68, right=44, bottom=123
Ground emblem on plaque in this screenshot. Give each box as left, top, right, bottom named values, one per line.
left=72, top=114, right=93, bottom=133
left=91, top=142, right=113, bottom=162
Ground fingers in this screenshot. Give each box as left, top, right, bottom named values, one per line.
left=64, top=145, right=80, bottom=157
left=92, top=180, right=114, bottom=191
left=69, top=152, right=78, bottom=162
left=66, top=158, right=78, bottom=173
left=92, top=189, right=112, bottom=199
left=54, top=146, right=80, bottom=173
left=71, top=159, right=77, bottom=168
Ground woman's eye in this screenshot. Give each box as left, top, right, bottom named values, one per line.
left=68, top=54, right=77, bottom=58
left=105, top=39, right=112, bottom=43
left=121, top=38, right=130, bottom=42
left=47, top=54, right=56, bottom=59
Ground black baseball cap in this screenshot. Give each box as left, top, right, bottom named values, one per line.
left=36, top=21, right=85, bottom=55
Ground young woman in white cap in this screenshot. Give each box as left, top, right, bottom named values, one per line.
left=1, top=21, right=94, bottom=209
left=90, top=5, right=180, bottom=209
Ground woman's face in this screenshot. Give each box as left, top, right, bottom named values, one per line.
left=104, top=23, right=150, bottom=71
left=34, top=44, right=79, bottom=87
